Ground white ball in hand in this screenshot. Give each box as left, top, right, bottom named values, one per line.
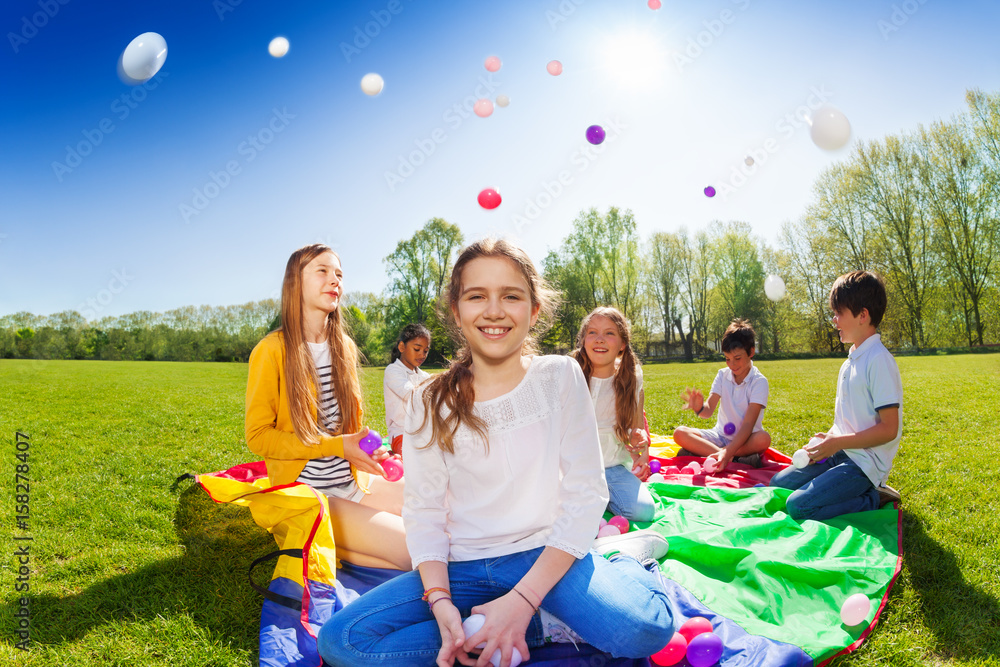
left=791, top=449, right=810, bottom=469
left=461, top=615, right=523, bottom=667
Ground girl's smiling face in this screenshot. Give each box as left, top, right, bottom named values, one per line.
left=301, top=251, right=342, bottom=315
left=583, top=314, right=625, bottom=377
left=453, top=256, right=539, bottom=367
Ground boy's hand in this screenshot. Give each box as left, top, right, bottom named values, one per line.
left=708, top=449, right=733, bottom=472
left=805, top=432, right=840, bottom=461
left=681, top=387, right=704, bottom=413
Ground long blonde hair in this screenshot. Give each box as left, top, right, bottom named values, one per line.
left=571, top=306, right=641, bottom=446
left=420, top=238, right=558, bottom=454
left=280, top=244, right=361, bottom=444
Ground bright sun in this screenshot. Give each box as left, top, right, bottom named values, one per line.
left=599, top=29, right=670, bottom=91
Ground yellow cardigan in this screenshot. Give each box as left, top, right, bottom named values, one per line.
left=245, top=331, right=370, bottom=491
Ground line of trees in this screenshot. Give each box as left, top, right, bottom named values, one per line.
left=4, top=89, right=999, bottom=364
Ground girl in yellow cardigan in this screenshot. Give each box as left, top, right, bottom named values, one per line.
left=246, top=243, right=410, bottom=570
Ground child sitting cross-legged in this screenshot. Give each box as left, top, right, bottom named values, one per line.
left=673, top=318, right=771, bottom=471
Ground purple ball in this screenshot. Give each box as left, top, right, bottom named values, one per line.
left=686, top=631, right=724, bottom=667
left=586, top=124, right=606, bottom=145
left=724, top=422, right=736, bottom=436
left=649, top=460, right=661, bottom=474
left=704, top=185, right=717, bottom=198
left=359, top=431, right=382, bottom=454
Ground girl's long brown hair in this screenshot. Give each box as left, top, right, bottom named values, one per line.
left=280, top=244, right=361, bottom=444
left=419, top=238, right=558, bottom=454
left=571, top=306, right=641, bottom=446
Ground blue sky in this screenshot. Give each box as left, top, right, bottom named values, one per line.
left=2, top=0, right=999, bottom=319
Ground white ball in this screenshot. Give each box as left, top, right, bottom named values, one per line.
left=744, top=156, right=754, bottom=166
left=496, top=94, right=510, bottom=108
left=764, top=274, right=786, bottom=301
left=791, top=449, right=810, bottom=469
left=268, top=36, right=289, bottom=58
left=121, top=32, right=167, bottom=82
left=360, top=73, right=385, bottom=96
left=647, top=473, right=665, bottom=483
left=462, top=615, right=523, bottom=667
left=840, top=593, right=871, bottom=626
left=810, top=105, right=852, bottom=151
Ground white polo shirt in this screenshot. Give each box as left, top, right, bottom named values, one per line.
left=833, top=334, right=903, bottom=487
left=709, top=362, right=768, bottom=436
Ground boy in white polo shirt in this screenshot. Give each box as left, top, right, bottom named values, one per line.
left=674, top=318, right=771, bottom=470
left=770, top=270, right=903, bottom=521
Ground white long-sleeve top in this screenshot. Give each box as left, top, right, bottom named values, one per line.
left=383, top=358, right=430, bottom=440
left=402, top=355, right=609, bottom=567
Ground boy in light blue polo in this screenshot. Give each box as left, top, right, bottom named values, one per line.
left=770, top=270, right=903, bottom=521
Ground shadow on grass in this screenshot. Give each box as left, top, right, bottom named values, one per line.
left=901, top=508, right=1000, bottom=659
left=7, top=482, right=273, bottom=652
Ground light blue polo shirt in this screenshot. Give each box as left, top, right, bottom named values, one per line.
left=833, top=334, right=903, bottom=486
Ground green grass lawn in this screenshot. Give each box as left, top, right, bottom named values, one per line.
left=1, top=355, right=998, bottom=666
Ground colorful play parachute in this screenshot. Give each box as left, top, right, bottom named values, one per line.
left=192, top=437, right=900, bottom=667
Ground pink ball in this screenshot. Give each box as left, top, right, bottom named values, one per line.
left=648, top=0, right=662, bottom=9
left=597, top=524, right=621, bottom=538
left=484, top=55, right=502, bottom=72
left=703, top=458, right=718, bottom=474
left=473, top=99, right=494, bottom=118
left=608, top=516, right=630, bottom=534
left=663, top=466, right=680, bottom=475
left=381, top=457, right=403, bottom=482
left=650, top=632, right=686, bottom=666
left=599, top=517, right=608, bottom=528
left=546, top=59, right=563, bottom=76
left=477, top=188, right=502, bottom=209
left=678, top=616, right=713, bottom=644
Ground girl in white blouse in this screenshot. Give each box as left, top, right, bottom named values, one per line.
left=572, top=307, right=656, bottom=522
left=318, top=238, right=673, bottom=667
left=383, top=323, right=431, bottom=455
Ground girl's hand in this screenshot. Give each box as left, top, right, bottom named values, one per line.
left=430, top=598, right=474, bottom=667
left=465, top=593, right=532, bottom=667
left=628, top=427, right=651, bottom=452
left=681, top=387, right=704, bottom=413
left=630, top=448, right=650, bottom=480
left=341, top=428, right=386, bottom=477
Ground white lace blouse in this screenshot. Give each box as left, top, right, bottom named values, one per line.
left=402, top=355, right=608, bottom=566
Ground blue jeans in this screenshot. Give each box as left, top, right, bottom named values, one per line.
left=769, top=450, right=879, bottom=521
left=317, top=547, right=674, bottom=665
left=605, top=464, right=656, bottom=522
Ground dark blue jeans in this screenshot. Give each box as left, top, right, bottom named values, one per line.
left=317, top=547, right=673, bottom=666
left=769, top=450, right=879, bottom=521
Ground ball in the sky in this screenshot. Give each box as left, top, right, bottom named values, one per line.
left=764, top=275, right=786, bottom=301
left=360, top=73, right=385, bottom=96
left=121, top=32, right=167, bottom=82
left=810, top=105, right=852, bottom=151
left=268, top=36, right=289, bottom=58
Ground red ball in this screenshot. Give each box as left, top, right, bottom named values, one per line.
left=650, top=632, right=687, bottom=666
left=678, top=616, right=713, bottom=644
left=477, top=188, right=502, bottom=209
left=608, top=516, right=630, bottom=534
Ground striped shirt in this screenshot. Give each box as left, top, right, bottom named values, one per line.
left=296, top=341, right=358, bottom=498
